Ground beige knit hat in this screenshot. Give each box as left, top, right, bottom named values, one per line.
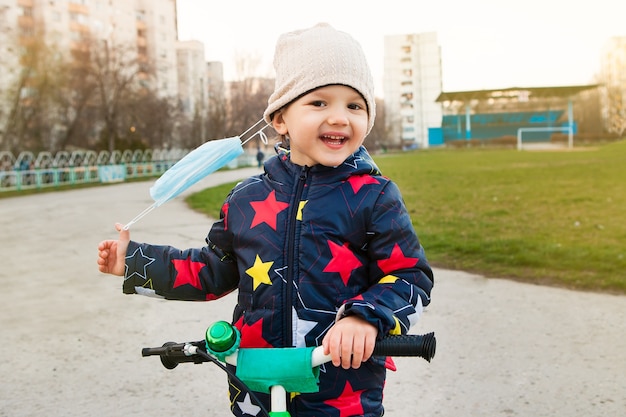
left=263, top=23, right=376, bottom=136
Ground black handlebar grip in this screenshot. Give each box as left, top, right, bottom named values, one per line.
left=372, top=333, right=436, bottom=362
left=142, top=341, right=207, bottom=369
left=141, top=345, right=175, bottom=357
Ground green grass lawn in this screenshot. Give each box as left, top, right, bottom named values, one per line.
left=187, top=141, right=626, bottom=294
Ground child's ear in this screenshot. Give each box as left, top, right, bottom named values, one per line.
left=271, top=110, right=288, bottom=135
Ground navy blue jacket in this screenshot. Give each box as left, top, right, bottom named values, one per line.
left=124, top=145, right=434, bottom=416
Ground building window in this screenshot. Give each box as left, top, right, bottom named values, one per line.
left=20, top=27, right=34, bottom=37
left=21, top=6, right=34, bottom=17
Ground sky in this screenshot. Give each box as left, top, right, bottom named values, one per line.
left=176, top=0, right=626, bottom=96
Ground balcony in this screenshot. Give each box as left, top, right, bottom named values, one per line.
left=68, top=2, right=89, bottom=14
left=17, top=15, right=34, bottom=28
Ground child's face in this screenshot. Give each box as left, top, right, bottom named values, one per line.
left=271, top=85, right=369, bottom=167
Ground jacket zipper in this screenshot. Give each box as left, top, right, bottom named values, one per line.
left=284, top=165, right=309, bottom=347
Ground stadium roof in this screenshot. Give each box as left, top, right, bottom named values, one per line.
left=435, top=84, right=599, bottom=103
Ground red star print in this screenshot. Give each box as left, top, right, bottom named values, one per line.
left=234, top=316, right=273, bottom=348
left=323, top=241, right=363, bottom=285
left=172, top=257, right=205, bottom=289
left=341, top=293, right=365, bottom=305
left=323, top=381, right=366, bottom=417
left=249, top=190, right=289, bottom=230
left=221, top=202, right=230, bottom=230
left=384, top=357, right=397, bottom=371
left=377, top=243, right=419, bottom=275
left=347, top=174, right=380, bottom=194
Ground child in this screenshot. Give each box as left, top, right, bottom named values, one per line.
left=97, top=23, right=434, bottom=417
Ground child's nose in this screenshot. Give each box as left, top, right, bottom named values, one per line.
left=327, top=107, right=349, bottom=126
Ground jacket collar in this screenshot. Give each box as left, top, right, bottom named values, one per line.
left=264, top=144, right=382, bottom=185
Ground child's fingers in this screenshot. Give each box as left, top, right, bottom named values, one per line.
left=114, top=223, right=130, bottom=243
left=97, top=250, right=109, bottom=272
left=322, top=331, right=342, bottom=367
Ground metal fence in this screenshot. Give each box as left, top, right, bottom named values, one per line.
left=0, top=148, right=255, bottom=192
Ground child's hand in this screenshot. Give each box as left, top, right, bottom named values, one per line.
left=97, top=223, right=130, bottom=276
left=322, top=315, right=378, bottom=369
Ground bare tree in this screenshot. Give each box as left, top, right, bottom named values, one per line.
left=0, top=62, right=28, bottom=153
left=227, top=77, right=273, bottom=137
left=90, top=37, right=143, bottom=152
left=363, top=97, right=392, bottom=153
left=604, top=85, right=626, bottom=137
left=225, top=52, right=274, bottom=148
left=52, top=42, right=99, bottom=151
left=126, top=90, right=178, bottom=149
left=205, top=90, right=227, bottom=141
left=1, top=31, right=67, bottom=153
left=574, top=87, right=604, bottom=135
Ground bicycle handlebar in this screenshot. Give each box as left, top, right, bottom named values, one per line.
left=143, top=327, right=435, bottom=416
left=141, top=341, right=206, bottom=369
left=142, top=332, right=436, bottom=370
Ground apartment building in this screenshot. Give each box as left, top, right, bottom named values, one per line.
left=383, top=32, right=442, bottom=149
left=0, top=0, right=212, bottom=126
left=1, top=0, right=179, bottom=91
left=206, top=60, right=224, bottom=104
left=177, top=40, right=208, bottom=117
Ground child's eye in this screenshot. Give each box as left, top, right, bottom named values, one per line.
left=348, top=103, right=364, bottom=111
left=310, top=100, right=326, bottom=107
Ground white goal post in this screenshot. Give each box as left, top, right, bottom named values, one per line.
left=517, top=126, right=573, bottom=150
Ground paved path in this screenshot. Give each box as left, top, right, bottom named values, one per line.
left=1, top=167, right=624, bottom=416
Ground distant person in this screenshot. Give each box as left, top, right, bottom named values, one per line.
left=256, top=148, right=265, bottom=167
left=97, top=23, right=433, bottom=417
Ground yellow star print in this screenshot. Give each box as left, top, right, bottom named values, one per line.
left=390, top=316, right=402, bottom=335
left=246, top=254, right=273, bottom=290
left=378, top=275, right=399, bottom=284
left=296, top=200, right=308, bottom=221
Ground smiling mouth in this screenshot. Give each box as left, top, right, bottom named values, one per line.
left=321, top=135, right=347, bottom=146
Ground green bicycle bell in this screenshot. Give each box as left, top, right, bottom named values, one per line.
left=205, top=320, right=240, bottom=360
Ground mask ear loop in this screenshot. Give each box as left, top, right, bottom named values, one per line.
left=240, top=118, right=270, bottom=146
